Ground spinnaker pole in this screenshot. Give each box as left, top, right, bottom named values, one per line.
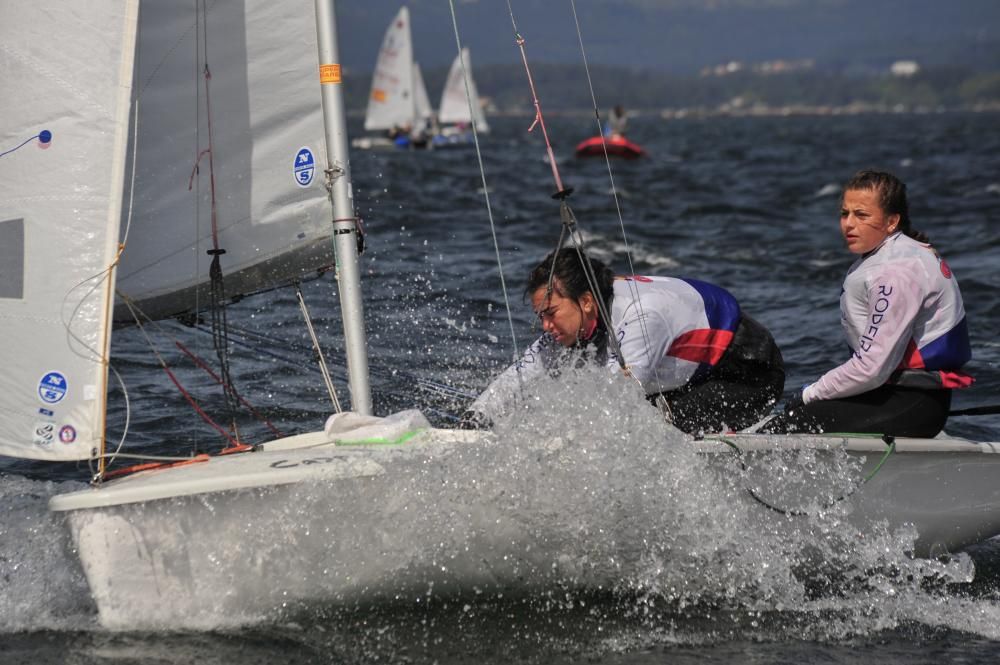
left=313, top=0, right=372, bottom=415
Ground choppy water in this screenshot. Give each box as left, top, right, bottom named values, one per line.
left=2, top=112, right=1000, bottom=663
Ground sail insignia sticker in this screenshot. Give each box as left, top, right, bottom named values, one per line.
left=38, top=371, right=68, bottom=404
left=33, top=421, right=55, bottom=447
left=59, top=425, right=77, bottom=444
left=294, top=147, right=315, bottom=188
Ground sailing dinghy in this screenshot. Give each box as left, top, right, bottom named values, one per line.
left=2, top=0, right=1000, bottom=633
left=433, top=47, right=491, bottom=148
left=351, top=6, right=434, bottom=150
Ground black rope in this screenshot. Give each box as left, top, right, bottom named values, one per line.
left=207, top=248, right=241, bottom=446
left=719, top=434, right=897, bottom=517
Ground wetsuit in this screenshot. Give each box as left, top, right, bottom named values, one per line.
left=766, top=232, right=972, bottom=437
left=470, top=276, right=784, bottom=434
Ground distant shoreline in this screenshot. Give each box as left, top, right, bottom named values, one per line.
left=346, top=102, right=1000, bottom=120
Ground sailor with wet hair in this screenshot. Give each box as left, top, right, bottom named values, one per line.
left=463, top=248, right=785, bottom=435
left=766, top=169, right=973, bottom=438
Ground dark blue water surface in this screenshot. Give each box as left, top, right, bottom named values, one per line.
left=2, top=112, right=999, bottom=663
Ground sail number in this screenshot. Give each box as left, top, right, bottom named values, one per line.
left=270, top=454, right=348, bottom=469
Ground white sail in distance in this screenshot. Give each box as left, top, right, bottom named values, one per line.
left=412, top=62, right=434, bottom=134
left=438, top=48, right=490, bottom=133
left=363, top=6, right=417, bottom=132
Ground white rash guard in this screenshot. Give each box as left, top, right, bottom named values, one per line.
left=471, top=276, right=742, bottom=420
left=803, top=232, right=972, bottom=404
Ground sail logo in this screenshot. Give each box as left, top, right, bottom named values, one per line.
left=59, top=425, right=77, bottom=444
left=33, top=421, right=55, bottom=447
left=38, top=371, right=68, bottom=404
left=294, top=147, right=315, bottom=187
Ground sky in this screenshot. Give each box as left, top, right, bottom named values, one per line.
left=335, top=0, right=1000, bottom=74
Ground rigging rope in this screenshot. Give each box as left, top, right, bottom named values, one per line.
left=715, top=434, right=897, bottom=516
left=295, top=284, right=343, bottom=413
left=197, top=320, right=478, bottom=402
left=115, top=293, right=288, bottom=454
left=445, top=0, right=520, bottom=363
left=504, top=3, right=568, bottom=197
left=121, top=296, right=242, bottom=451
left=567, top=0, right=660, bottom=380
left=503, top=2, right=660, bottom=396
left=191, top=0, right=241, bottom=442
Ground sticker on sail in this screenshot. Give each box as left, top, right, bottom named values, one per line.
left=38, top=407, right=54, bottom=417
left=59, top=425, right=77, bottom=444
left=294, top=147, right=315, bottom=187
left=38, top=371, right=68, bottom=404
left=33, top=421, right=55, bottom=447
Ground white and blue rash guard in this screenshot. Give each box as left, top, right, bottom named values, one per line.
left=803, top=232, right=972, bottom=404
left=470, top=276, right=741, bottom=419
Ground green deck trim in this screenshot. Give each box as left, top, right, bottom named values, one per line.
left=333, top=428, right=425, bottom=447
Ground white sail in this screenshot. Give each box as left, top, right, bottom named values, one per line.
left=363, top=7, right=416, bottom=132
left=412, top=62, right=434, bottom=134
left=115, top=0, right=335, bottom=323
left=0, top=0, right=339, bottom=461
left=438, top=48, right=490, bottom=133
left=0, top=1, right=139, bottom=461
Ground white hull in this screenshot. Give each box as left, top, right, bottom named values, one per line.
left=697, top=432, right=1000, bottom=559
left=49, top=425, right=1000, bottom=629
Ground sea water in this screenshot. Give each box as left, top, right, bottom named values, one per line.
left=1, top=112, right=999, bottom=663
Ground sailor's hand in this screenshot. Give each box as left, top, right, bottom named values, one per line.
left=783, top=386, right=808, bottom=415
left=457, top=410, right=492, bottom=430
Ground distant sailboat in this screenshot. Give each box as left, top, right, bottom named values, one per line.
left=433, top=47, right=490, bottom=147
left=353, top=6, right=434, bottom=150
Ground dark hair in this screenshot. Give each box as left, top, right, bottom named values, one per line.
left=844, top=169, right=929, bottom=243
left=525, top=248, right=614, bottom=307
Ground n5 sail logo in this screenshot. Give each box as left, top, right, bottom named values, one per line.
left=38, top=371, right=68, bottom=404
left=294, top=146, right=315, bottom=187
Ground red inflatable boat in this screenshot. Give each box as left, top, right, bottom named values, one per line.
left=575, top=134, right=645, bottom=159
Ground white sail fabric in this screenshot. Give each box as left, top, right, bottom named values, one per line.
left=116, top=0, right=335, bottom=323
left=412, top=63, right=434, bottom=134
left=0, top=2, right=140, bottom=460
left=0, top=0, right=339, bottom=461
left=438, top=48, right=490, bottom=133
left=363, top=7, right=416, bottom=132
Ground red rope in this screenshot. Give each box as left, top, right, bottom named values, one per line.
left=160, top=362, right=240, bottom=447
left=103, top=454, right=212, bottom=481
left=514, top=35, right=565, bottom=193
left=175, top=341, right=285, bottom=439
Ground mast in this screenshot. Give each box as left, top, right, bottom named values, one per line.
left=313, top=0, right=372, bottom=415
